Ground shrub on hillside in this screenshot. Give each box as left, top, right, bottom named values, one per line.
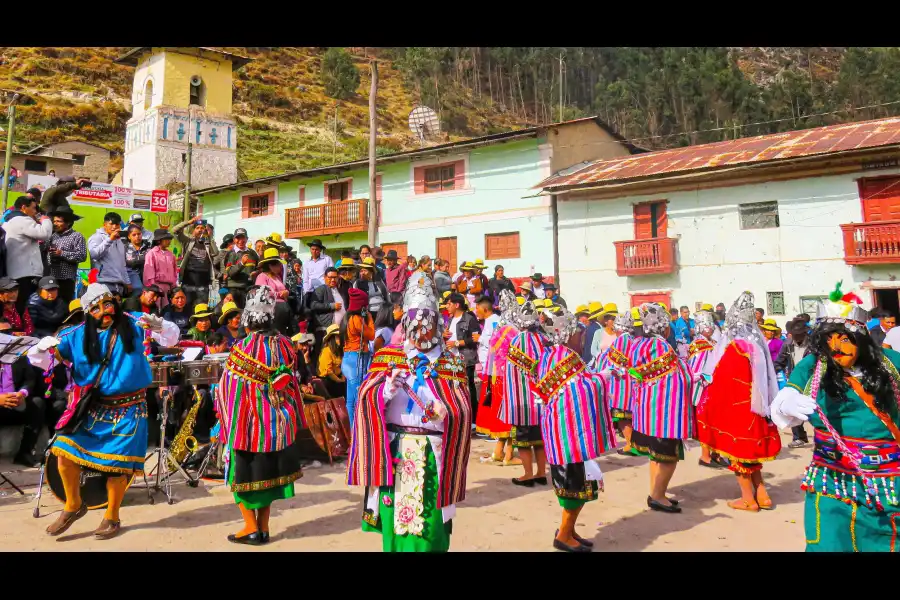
left=321, top=48, right=359, bottom=101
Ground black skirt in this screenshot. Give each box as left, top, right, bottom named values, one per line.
left=512, top=424, right=544, bottom=448
left=550, top=462, right=598, bottom=500
left=630, top=430, right=684, bottom=463
left=230, top=443, right=303, bottom=493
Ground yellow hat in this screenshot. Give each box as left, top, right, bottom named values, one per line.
left=700, top=303, right=714, bottom=312
left=516, top=296, right=526, bottom=306
left=323, top=323, right=340, bottom=341
left=338, top=257, right=359, bottom=270
left=473, top=259, right=486, bottom=270
left=359, top=257, right=376, bottom=270
left=460, top=261, right=475, bottom=272
left=267, top=232, right=283, bottom=244
left=587, top=301, right=603, bottom=316
left=258, top=247, right=285, bottom=267
left=68, top=299, right=82, bottom=313
left=218, top=301, right=242, bottom=325
left=599, top=302, right=619, bottom=317
left=658, top=302, right=669, bottom=312
left=190, top=303, right=214, bottom=321
left=574, top=304, right=590, bottom=316
left=630, top=306, right=643, bottom=326
left=760, top=318, right=780, bottom=332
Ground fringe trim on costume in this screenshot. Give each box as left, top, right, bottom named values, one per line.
left=54, top=436, right=145, bottom=463
left=554, top=481, right=598, bottom=500
left=630, top=440, right=681, bottom=463
left=697, top=442, right=778, bottom=466
left=51, top=447, right=144, bottom=476
left=230, top=469, right=302, bottom=493
left=475, top=425, right=512, bottom=439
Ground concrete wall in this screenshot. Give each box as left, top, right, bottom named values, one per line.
left=547, top=120, right=632, bottom=173
left=200, top=137, right=557, bottom=278
left=10, top=154, right=73, bottom=179
left=39, top=141, right=110, bottom=182
left=130, top=49, right=166, bottom=119
left=557, top=167, right=900, bottom=328
left=161, top=50, right=233, bottom=115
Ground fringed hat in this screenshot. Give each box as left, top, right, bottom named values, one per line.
left=537, top=304, right=578, bottom=345
left=241, top=286, right=277, bottom=329
left=694, top=310, right=716, bottom=336
left=401, top=271, right=442, bottom=350
left=613, top=309, right=636, bottom=334
left=816, top=281, right=869, bottom=333
left=640, top=302, right=670, bottom=337
left=80, top=269, right=112, bottom=312
left=499, top=289, right=538, bottom=330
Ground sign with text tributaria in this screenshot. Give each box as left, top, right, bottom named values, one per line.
left=68, top=183, right=171, bottom=212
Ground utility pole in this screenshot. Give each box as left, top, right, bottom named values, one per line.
left=1, top=93, right=23, bottom=212
left=367, top=58, right=378, bottom=248
left=183, top=142, right=192, bottom=222
left=332, top=103, right=338, bottom=164
left=558, top=52, right=564, bottom=123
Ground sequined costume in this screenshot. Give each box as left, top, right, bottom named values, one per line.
left=348, top=272, right=472, bottom=553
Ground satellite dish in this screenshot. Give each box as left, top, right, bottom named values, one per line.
left=408, top=106, right=440, bottom=145
left=190, top=75, right=203, bottom=87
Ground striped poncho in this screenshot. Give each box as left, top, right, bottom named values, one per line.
left=215, top=332, right=306, bottom=453
left=534, top=344, right=617, bottom=466
left=629, top=335, right=694, bottom=440
left=686, top=337, right=715, bottom=407
left=592, top=332, right=639, bottom=414
left=498, top=330, right=544, bottom=426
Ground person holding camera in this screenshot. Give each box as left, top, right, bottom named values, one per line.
left=88, top=213, right=130, bottom=297
left=38, top=176, right=92, bottom=216
left=172, top=215, right=219, bottom=307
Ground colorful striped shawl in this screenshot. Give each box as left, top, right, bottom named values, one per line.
left=498, top=331, right=544, bottom=426
left=629, top=336, right=694, bottom=440
left=215, top=332, right=306, bottom=453
left=536, top=344, right=616, bottom=465
left=687, top=337, right=715, bottom=406
left=593, top=332, right=637, bottom=413
left=486, top=324, right=520, bottom=377
left=347, top=345, right=472, bottom=509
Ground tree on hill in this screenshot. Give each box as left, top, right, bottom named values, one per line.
left=321, top=47, right=360, bottom=100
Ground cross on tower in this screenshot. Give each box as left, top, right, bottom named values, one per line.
left=210, top=128, right=218, bottom=145
left=176, top=123, right=185, bottom=141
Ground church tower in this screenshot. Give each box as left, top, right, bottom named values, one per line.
left=116, top=47, right=250, bottom=191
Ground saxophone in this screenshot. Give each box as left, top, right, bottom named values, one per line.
left=168, top=388, right=203, bottom=468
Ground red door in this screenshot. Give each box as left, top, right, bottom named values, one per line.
left=633, top=201, right=667, bottom=239
left=860, top=177, right=900, bottom=222
left=382, top=242, right=408, bottom=259
left=436, top=237, right=458, bottom=275
left=630, top=291, right=671, bottom=309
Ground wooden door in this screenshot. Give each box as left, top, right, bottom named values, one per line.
left=633, top=201, right=667, bottom=239
left=859, top=177, right=900, bottom=222
left=381, top=242, right=407, bottom=259
left=630, top=291, right=671, bottom=309
left=436, top=236, right=458, bottom=275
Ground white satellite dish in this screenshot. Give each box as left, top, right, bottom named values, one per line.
left=408, top=106, right=441, bottom=145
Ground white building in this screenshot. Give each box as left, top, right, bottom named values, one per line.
left=535, top=116, right=900, bottom=327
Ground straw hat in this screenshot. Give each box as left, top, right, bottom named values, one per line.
left=519, top=280, right=534, bottom=292
left=760, top=318, right=781, bottom=332
left=257, top=247, right=285, bottom=268
left=587, top=301, right=604, bottom=319
left=473, top=259, right=487, bottom=270
left=630, top=307, right=643, bottom=326
left=323, top=323, right=340, bottom=342
left=338, top=258, right=359, bottom=271
left=700, top=303, right=714, bottom=312
left=291, top=332, right=315, bottom=345
left=218, top=301, right=242, bottom=325
left=599, top=302, right=620, bottom=318
left=359, top=257, right=376, bottom=270
left=460, top=261, right=475, bottom=272
left=190, top=303, right=214, bottom=322
left=574, top=304, right=590, bottom=317
left=62, top=299, right=83, bottom=325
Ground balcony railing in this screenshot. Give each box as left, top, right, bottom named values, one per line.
left=285, top=199, right=371, bottom=238
left=613, top=237, right=678, bottom=276
left=841, top=220, right=900, bottom=265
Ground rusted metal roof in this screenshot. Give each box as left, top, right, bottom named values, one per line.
left=537, top=117, right=900, bottom=191
left=115, top=47, right=252, bottom=70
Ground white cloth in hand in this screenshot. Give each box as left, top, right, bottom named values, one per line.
left=769, top=386, right=817, bottom=430
left=27, top=344, right=55, bottom=371
left=383, top=368, right=402, bottom=402
left=36, top=336, right=60, bottom=351
left=139, top=314, right=165, bottom=332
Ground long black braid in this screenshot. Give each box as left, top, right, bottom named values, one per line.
left=808, top=322, right=894, bottom=412
left=83, top=303, right=137, bottom=364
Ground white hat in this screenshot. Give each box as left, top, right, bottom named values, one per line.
left=81, top=283, right=112, bottom=312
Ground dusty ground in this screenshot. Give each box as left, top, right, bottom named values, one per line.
left=0, top=431, right=810, bottom=551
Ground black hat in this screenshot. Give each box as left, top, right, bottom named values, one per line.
left=531, top=272, right=544, bottom=281
left=234, top=228, right=248, bottom=238
left=130, top=213, right=145, bottom=222
left=57, top=175, right=76, bottom=183
left=0, top=277, right=18, bottom=291
left=385, top=249, right=399, bottom=261
left=38, top=276, right=59, bottom=290
left=143, top=284, right=162, bottom=295
left=544, top=283, right=557, bottom=291
left=48, top=206, right=83, bottom=221
left=307, top=238, right=326, bottom=250
left=220, top=233, right=234, bottom=249
left=26, top=187, right=42, bottom=203
left=153, top=229, right=174, bottom=242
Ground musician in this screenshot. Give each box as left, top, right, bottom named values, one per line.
left=28, top=280, right=179, bottom=539
left=215, top=285, right=305, bottom=545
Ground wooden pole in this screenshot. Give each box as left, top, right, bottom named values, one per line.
left=332, top=103, right=338, bottom=164
left=551, top=194, right=560, bottom=290
left=1, top=95, right=19, bottom=212
left=367, top=59, right=378, bottom=248
left=183, top=141, right=192, bottom=222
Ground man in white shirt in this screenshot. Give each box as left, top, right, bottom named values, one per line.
left=882, top=319, right=900, bottom=350
left=530, top=273, right=546, bottom=299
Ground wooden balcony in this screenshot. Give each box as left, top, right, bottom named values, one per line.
left=841, top=220, right=900, bottom=265
left=285, top=199, right=371, bottom=238
left=613, top=237, right=678, bottom=276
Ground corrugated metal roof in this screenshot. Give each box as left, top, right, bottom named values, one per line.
left=537, top=117, right=900, bottom=190
left=115, top=47, right=252, bottom=70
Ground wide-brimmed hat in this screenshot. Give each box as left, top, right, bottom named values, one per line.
left=359, top=257, right=376, bottom=270
left=630, top=307, right=643, bottom=327
left=291, top=332, right=315, bottom=345
left=460, top=261, right=475, bottom=272
left=153, top=229, right=174, bottom=242
left=307, top=238, right=326, bottom=250
left=48, top=206, right=83, bottom=221
left=519, top=279, right=533, bottom=292
left=439, top=290, right=452, bottom=309
left=219, top=233, right=234, bottom=249
left=265, top=232, right=289, bottom=251
left=760, top=318, right=781, bottom=332
left=62, top=299, right=83, bottom=324
left=218, top=301, right=242, bottom=325
left=700, top=303, right=714, bottom=312
left=257, top=247, right=285, bottom=268
left=190, top=303, right=214, bottom=321
left=473, top=259, right=487, bottom=270
left=338, top=258, right=359, bottom=271
left=574, top=304, right=590, bottom=317
left=323, top=323, right=340, bottom=342
left=531, top=272, right=544, bottom=281
left=598, top=302, right=619, bottom=318
left=385, top=249, right=399, bottom=261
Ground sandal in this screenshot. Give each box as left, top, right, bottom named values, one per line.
left=46, top=503, right=87, bottom=536
left=757, top=499, right=775, bottom=511
left=94, top=519, right=122, bottom=540
left=502, top=457, right=523, bottom=466
left=727, top=499, right=760, bottom=512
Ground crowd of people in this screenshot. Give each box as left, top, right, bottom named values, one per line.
left=1, top=184, right=896, bottom=552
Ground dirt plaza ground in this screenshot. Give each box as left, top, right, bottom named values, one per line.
left=0, top=431, right=810, bottom=552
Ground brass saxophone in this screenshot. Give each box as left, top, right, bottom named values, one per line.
left=168, top=388, right=203, bottom=467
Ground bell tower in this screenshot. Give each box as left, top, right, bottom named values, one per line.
left=116, top=47, right=250, bottom=191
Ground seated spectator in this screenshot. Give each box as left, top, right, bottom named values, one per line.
left=122, top=284, right=161, bottom=316
left=27, top=276, right=67, bottom=338
left=317, top=324, right=346, bottom=398
left=0, top=277, right=33, bottom=336
left=216, top=301, right=245, bottom=349
left=0, top=317, right=45, bottom=467
left=161, top=287, right=191, bottom=338
left=205, top=332, right=229, bottom=355
left=188, top=303, right=214, bottom=343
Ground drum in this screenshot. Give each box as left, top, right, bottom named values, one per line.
left=149, top=362, right=171, bottom=388
left=182, top=360, right=222, bottom=386
left=297, top=397, right=352, bottom=463
left=45, top=454, right=135, bottom=510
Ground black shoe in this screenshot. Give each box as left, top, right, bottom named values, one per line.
left=699, top=458, right=725, bottom=470
left=260, top=531, right=270, bottom=544
left=512, top=477, right=535, bottom=487
left=553, top=537, right=592, bottom=553
left=647, top=496, right=682, bottom=513
left=556, top=529, right=594, bottom=547
left=533, top=476, right=548, bottom=486
left=227, top=531, right=263, bottom=546
left=13, top=453, right=40, bottom=468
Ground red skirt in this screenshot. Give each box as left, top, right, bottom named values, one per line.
left=696, top=342, right=781, bottom=464
left=475, top=374, right=512, bottom=439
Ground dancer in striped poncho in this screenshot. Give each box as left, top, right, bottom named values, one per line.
left=629, top=302, right=694, bottom=514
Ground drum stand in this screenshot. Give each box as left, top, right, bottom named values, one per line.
left=32, top=434, right=56, bottom=517
left=132, top=387, right=199, bottom=505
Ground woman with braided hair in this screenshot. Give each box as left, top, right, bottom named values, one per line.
left=770, top=284, right=900, bottom=551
